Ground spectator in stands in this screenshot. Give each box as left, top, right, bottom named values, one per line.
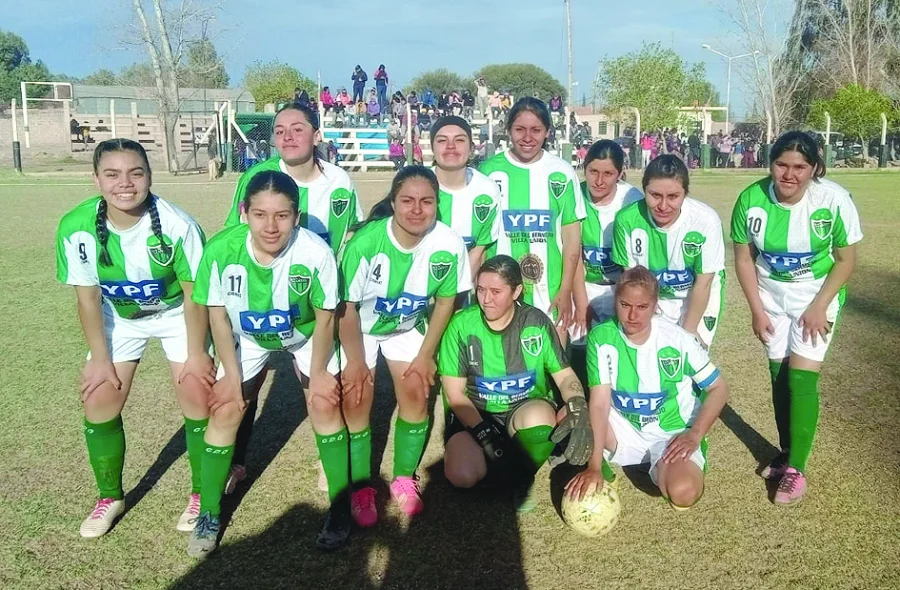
left=449, top=91, right=462, bottom=116
left=366, top=89, right=381, bottom=124
left=640, top=132, right=654, bottom=168
left=732, top=139, right=744, bottom=168
left=389, top=138, right=406, bottom=170
left=374, top=64, right=389, bottom=110
left=422, top=88, right=436, bottom=109
left=407, top=91, right=419, bottom=109
left=418, top=109, right=433, bottom=130
left=438, top=92, right=450, bottom=117
left=293, top=88, right=311, bottom=109
left=353, top=100, right=367, bottom=127
left=461, top=90, right=475, bottom=120
left=337, top=88, right=352, bottom=110
left=391, top=94, right=405, bottom=121
left=718, top=134, right=733, bottom=168
left=351, top=65, right=368, bottom=102
left=688, top=131, right=701, bottom=167
left=475, top=76, right=489, bottom=118
left=320, top=86, right=335, bottom=113
left=549, top=94, right=563, bottom=113
left=207, top=127, right=220, bottom=181
left=499, top=91, right=512, bottom=112
left=411, top=126, right=424, bottom=165
left=489, top=91, right=501, bottom=118
left=743, top=140, right=757, bottom=168
left=388, top=118, right=403, bottom=143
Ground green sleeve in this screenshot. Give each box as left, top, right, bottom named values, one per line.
left=611, top=212, right=631, bottom=268
left=436, top=255, right=462, bottom=298
left=475, top=198, right=498, bottom=247
left=730, top=193, right=750, bottom=245
left=438, top=318, right=467, bottom=378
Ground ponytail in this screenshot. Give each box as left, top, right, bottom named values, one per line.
left=95, top=198, right=112, bottom=267
left=146, top=196, right=170, bottom=262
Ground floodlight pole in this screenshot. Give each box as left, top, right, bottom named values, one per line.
left=701, top=45, right=757, bottom=133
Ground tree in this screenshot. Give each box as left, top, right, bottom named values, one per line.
left=0, top=29, right=51, bottom=102
left=242, top=61, right=314, bottom=110
left=595, top=43, right=720, bottom=131
left=404, top=69, right=473, bottom=95
left=476, top=64, right=566, bottom=101
left=809, top=83, right=896, bottom=157
left=180, top=37, right=229, bottom=89
left=82, top=69, right=119, bottom=86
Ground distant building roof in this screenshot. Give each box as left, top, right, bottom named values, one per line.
left=73, top=85, right=255, bottom=103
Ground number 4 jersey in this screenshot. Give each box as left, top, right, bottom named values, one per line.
left=56, top=196, right=204, bottom=320
left=192, top=224, right=338, bottom=351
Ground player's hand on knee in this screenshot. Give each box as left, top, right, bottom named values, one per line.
left=309, top=371, right=340, bottom=406
left=551, top=396, right=594, bottom=466
left=209, top=375, right=245, bottom=414
left=403, top=354, right=437, bottom=392
left=81, top=359, right=122, bottom=401
left=343, top=361, right=373, bottom=407
left=751, top=311, right=775, bottom=344
left=799, top=303, right=829, bottom=346
left=565, top=467, right=604, bottom=502
left=661, top=429, right=701, bottom=464
left=178, top=353, right=216, bottom=392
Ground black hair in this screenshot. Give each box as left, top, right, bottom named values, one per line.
left=583, top=139, right=626, bottom=175
left=642, top=154, right=689, bottom=193
left=92, top=138, right=162, bottom=267
left=505, top=96, right=552, bottom=133
left=352, top=165, right=439, bottom=232
left=770, top=130, right=826, bottom=179
left=477, top=254, right=523, bottom=290
left=242, top=170, right=301, bottom=216
left=274, top=103, right=323, bottom=173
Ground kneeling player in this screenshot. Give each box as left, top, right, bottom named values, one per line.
left=440, top=255, right=594, bottom=511
left=566, top=266, right=728, bottom=510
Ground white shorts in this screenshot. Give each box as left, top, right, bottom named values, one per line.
left=603, top=408, right=707, bottom=485
left=92, top=305, right=188, bottom=364
left=345, top=328, right=426, bottom=369
left=218, top=335, right=342, bottom=383
left=570, top=282, right=615, bottom=347
left=758, top=279, right=843, bottom=363
left=656, top=274, right=724, bottom=348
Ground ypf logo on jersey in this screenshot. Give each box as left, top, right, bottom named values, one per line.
left=520, top=326, right=544, bottom=357
left=473, top=194, right=494, bottom=225
left=656, top=269, right=694, bottom=294
left=810, top=208, right=834, bottom=241
left=429, top=251, right=455, bottom=282
left=147, top=235, right=175, bottom=267
left=288, top=264, right=312, bottom=297
left=548, top=172, right=570, bottom=200
left=331, top=188, right=352, bottom=218
left=681, top=231, right=706, bottom=259
left=658, top=346, right=683, bottom=380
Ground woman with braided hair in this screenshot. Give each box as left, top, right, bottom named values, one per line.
left=56, top=139, right=214, bottom=538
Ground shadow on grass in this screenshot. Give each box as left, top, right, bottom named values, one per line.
left=718, top=403, right=780, bottom=467
left=122, top=425, right=186, bottom=517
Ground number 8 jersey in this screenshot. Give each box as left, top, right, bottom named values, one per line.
left=192, top=224, right=338, bottom=351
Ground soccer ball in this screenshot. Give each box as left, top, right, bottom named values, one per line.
left=561, top=483, right=621, bottom=538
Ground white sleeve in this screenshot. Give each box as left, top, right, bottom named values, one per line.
left=701, top=214, right=726, bottom=275
left=456, top=237, right=473, bottom=293
left=317, top=246, right=340, bottom=310
left=205, top=260, right=225, bottom=306
left=62, top=232, right=99, bottom=287
left=180, top=222, right=206, bottom=281
left=685, top=333, right=719, bottom=390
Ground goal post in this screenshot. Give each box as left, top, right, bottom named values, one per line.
left=20, top=81, right=73, bottom=148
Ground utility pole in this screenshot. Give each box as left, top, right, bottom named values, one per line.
left=565, top=0, right=574, bottom=104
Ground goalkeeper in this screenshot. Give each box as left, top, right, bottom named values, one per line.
left=439, top=255, right=593, bottom=512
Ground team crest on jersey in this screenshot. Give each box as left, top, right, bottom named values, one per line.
left=520, top=326, right=544, bottom=357
left=288, top=264, right=312, bottom=297
left=810, top=208, right=834, bottom=241
left=473, top=194, right=494, bottom=224
left=146, top=235, right=175, bottom=267
left=548, top=172, right=570, bottom=200
left=703, top=316, right=717, bottom=332
left=682, top=231, right=706, bottom=259
left=429, top=251, right=454, bottom=282
left=658, top=346, right=683, bottom=380
left=331, top=188, right=352, bottom=218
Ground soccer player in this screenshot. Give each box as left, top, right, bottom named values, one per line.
left=56, top=139, right=213, bottom=538
left=572, top=140, right=644, bottom=339
left=566, top=267, right=729, bottom=509
left=222, top=103, right=363, bottom=495
left=440, top=255, right=594, bottom=511
left=612, top=155, right=725, bottom=348
left=479, top=97, right=586, bottom=343
left=731, top=131, right=862, bottom=504
left=430, top=115, right=501, bottom=278
left=340, top=166, right=471, bottom=525
left=188, top=170, right=347, bottom=557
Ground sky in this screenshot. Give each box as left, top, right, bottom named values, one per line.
left=2, top=0, right=794, bottom=118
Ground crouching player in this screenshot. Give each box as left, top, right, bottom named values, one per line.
left=566, top=266, right=729, bottom=509
left=439, top=255, right=594, bottom=511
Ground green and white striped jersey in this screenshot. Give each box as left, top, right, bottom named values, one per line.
left=192, top=224, right=338, bottom=351
left=612, top=197, right=725, bottom=301
left=341, top=217, right=471, bottom=336
left=56, top=196, right=204, bottom=320
left=479, top=150, right=586, bottom=316
left=224, top=157, right=363, bottom=254
left=580, top=180, right=644, bottom=285
left=730, top=177, right=862, bottom=283
left=437, top=167, right=501, bottom=250
left=586, top=317, right=720, bottom=435
left=439, top=303, right=568, bottom=413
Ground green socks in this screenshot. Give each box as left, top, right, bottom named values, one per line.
left=601, top=458, right=616, bottom=483
left=84, top=416, right=126, bottom=500
left=199, top=443, right=234, bottom=517
left=788, top=368, right=820, bottom=472
left=769, top=360, right=792, bottom=451
left=349, top=427, right=372, bottom=484
left=314, top=428, right=350, bottom=502
left=183, top=417, right=208, bottom=495
left=393, top=417, right=429, bottom=478
left=514, top=425, right=555, bottom=472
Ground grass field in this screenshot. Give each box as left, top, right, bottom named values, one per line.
left=1, top=170, right=898, bottom=590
